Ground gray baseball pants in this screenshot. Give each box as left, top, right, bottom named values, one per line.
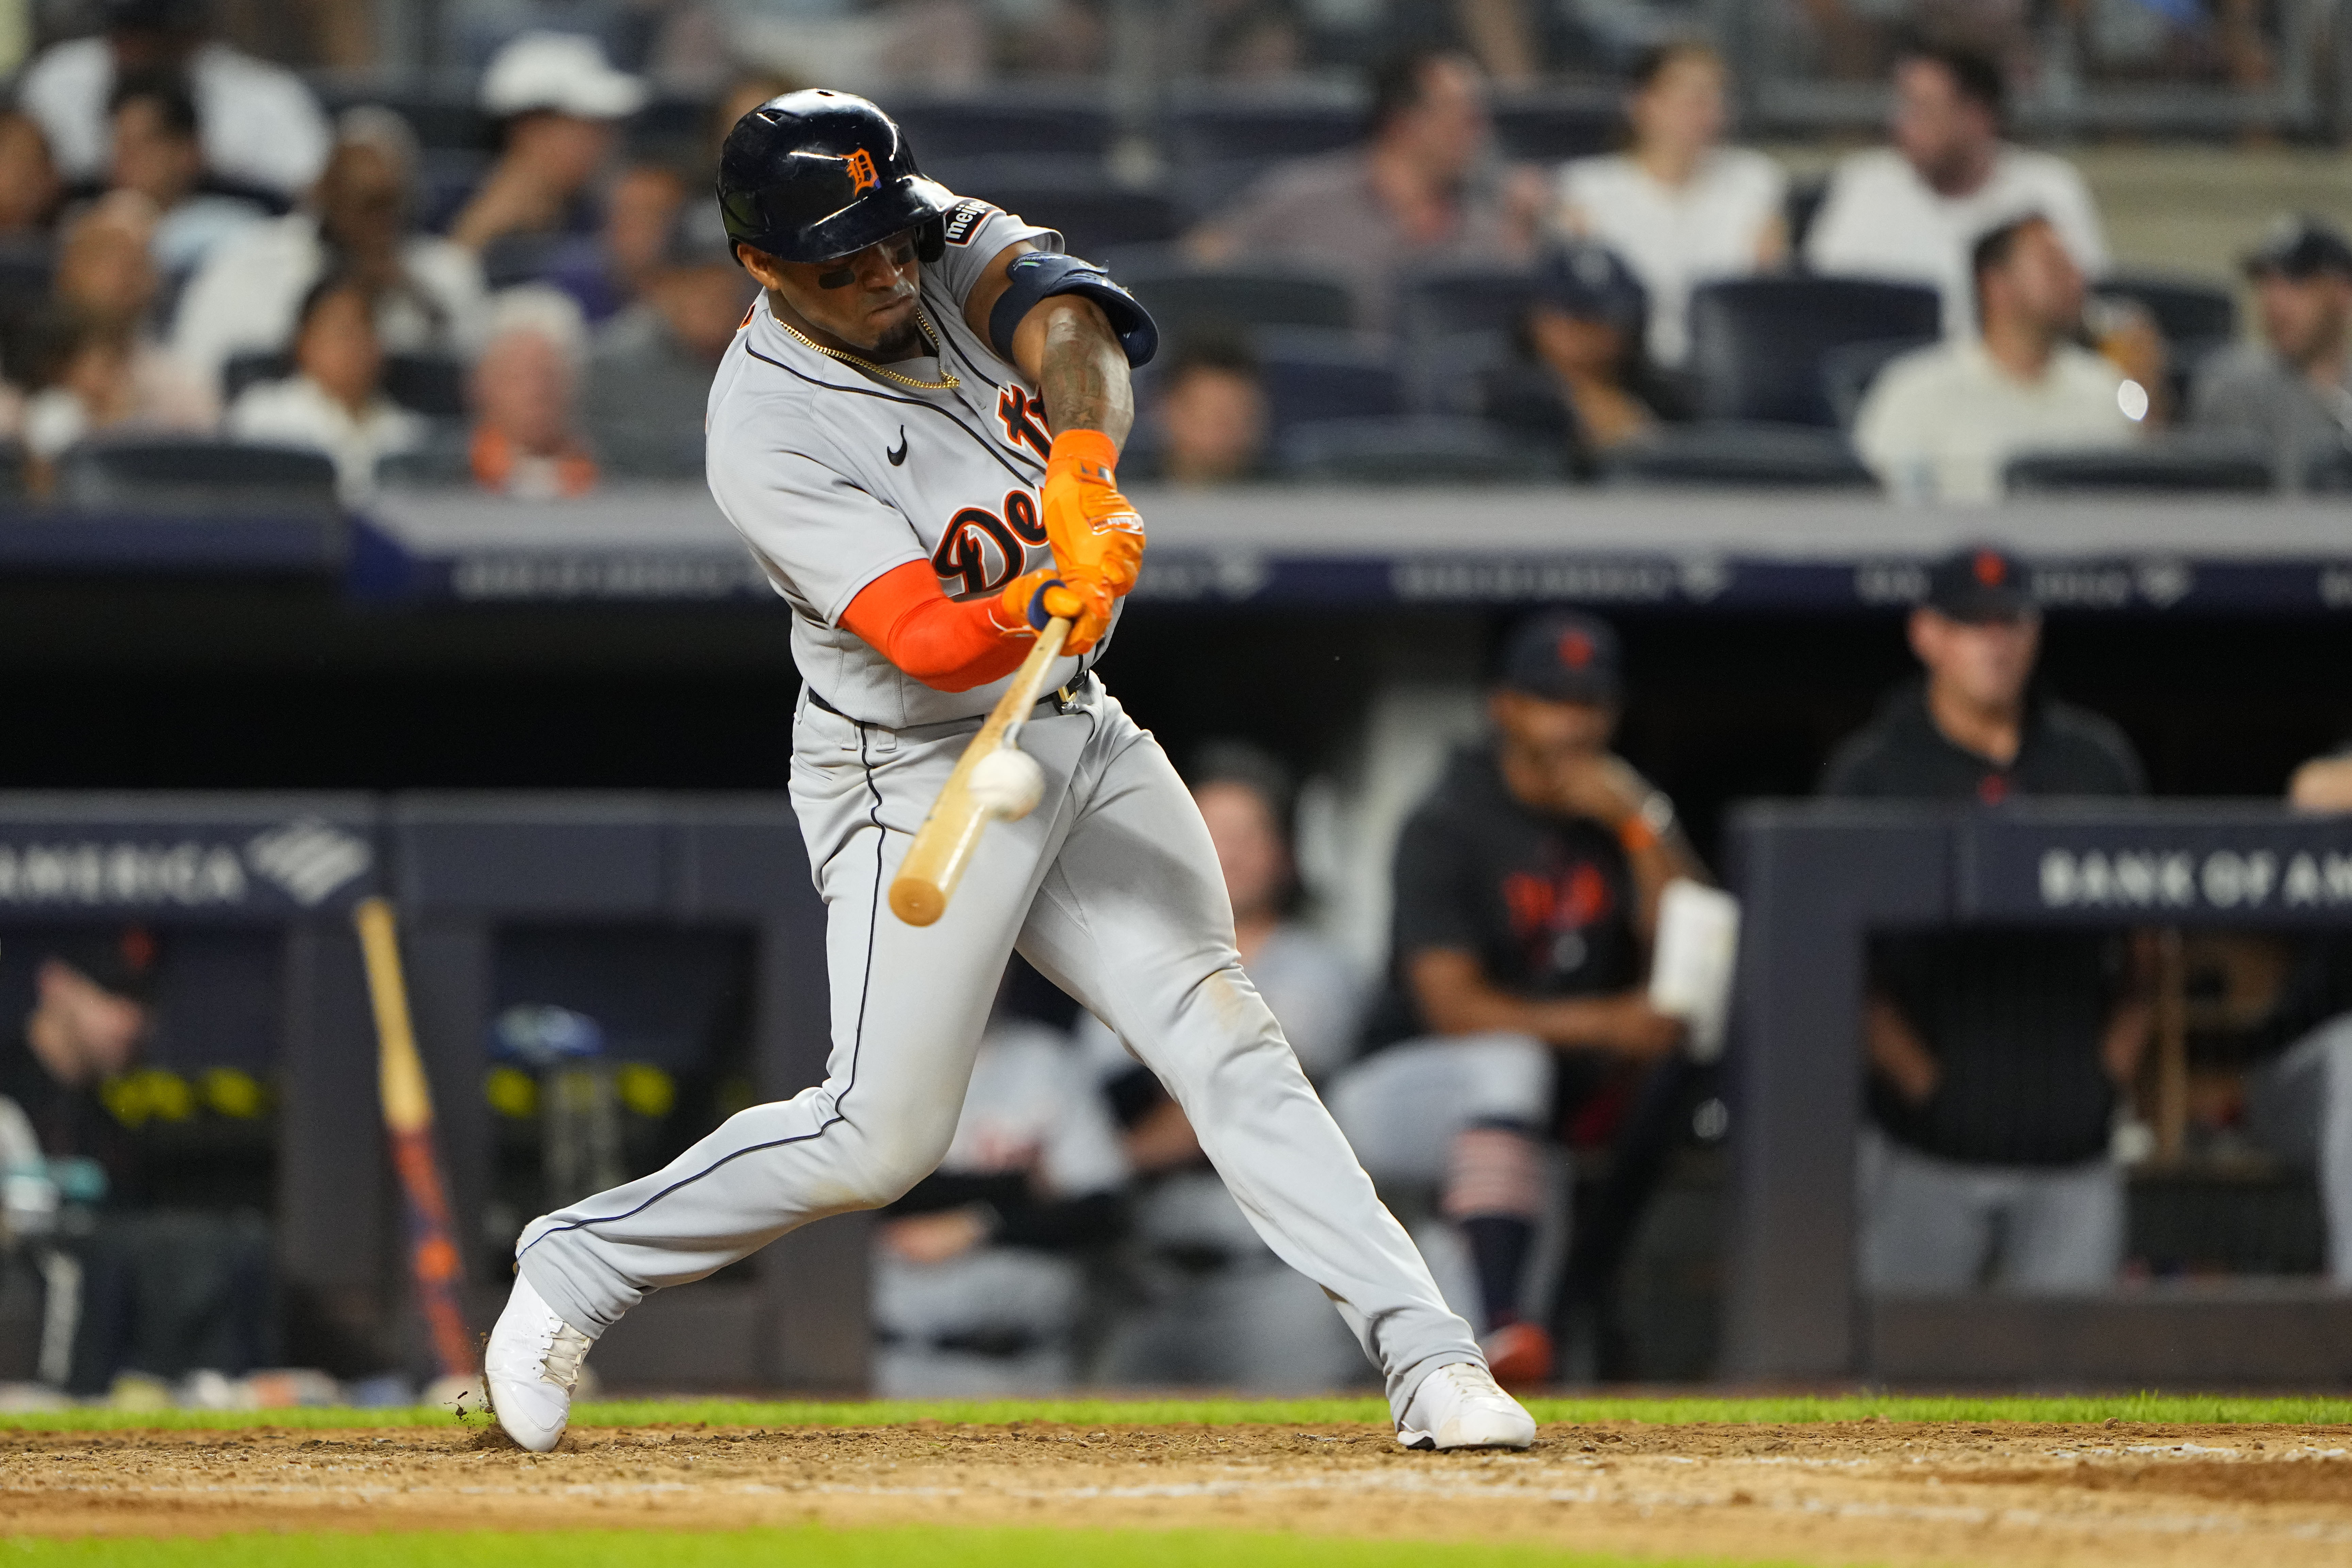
left=516, top=679, right=1481, bottom=1418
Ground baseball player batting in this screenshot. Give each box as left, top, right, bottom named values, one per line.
left=482, top=89, right=1532, bottom=1455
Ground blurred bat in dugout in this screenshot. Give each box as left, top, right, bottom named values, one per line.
left=889, top=616, right=1071, bottom=927
left=354, top=896, right=476, bottom=1383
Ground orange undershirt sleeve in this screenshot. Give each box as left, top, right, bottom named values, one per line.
left=839, top=560, right=1034, bottom=693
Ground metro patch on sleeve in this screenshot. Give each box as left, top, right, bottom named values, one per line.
left=942, top=199, right=996, bottom=246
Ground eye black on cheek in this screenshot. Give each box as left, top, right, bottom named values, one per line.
left=817, top=267, right=856, bottom=289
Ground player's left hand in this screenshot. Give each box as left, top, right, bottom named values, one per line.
left=1041, top=429, right=1145, bottom=597
left=996, top=567, right=1114, bottom=656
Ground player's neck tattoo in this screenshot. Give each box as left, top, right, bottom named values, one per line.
left=775, top=301, right=961, bottom=392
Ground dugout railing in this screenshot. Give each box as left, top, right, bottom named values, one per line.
left=0, top=793, right=853, bottom=1394
left=1725, top=800, right=2352, bottom=1387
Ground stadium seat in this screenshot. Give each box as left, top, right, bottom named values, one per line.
left=221, top=351, right=292, bottom=406
left=0, top=239, right=54, bottom=317
left=892, top=96, right=1116, bottom=164
left=2003, top=439, right=2274, bottom=494
left=1401, top=267, right=1542, bottom=343
left=1819, top=336, right=1940, bottom=428
left=0, top=439, right=23, bottom=499
left=1276, top=415, right=1563, bottom=483
left=59, top=438, right=342, bottom=513
left=1490, top=92, right=1619, bottom=162
left=1253, top=328, right=1405, bottom=431
left=1166, top=87, right=1364, bottom=213
left=942, top=179, right=1184, bottom=261
left=1123, top=268, right=1355, bottom=342
left=1601, top=422, right=1875, bottom=488
left=1685, top=277, right=1942, bottom=426
left=383, top=354, right=469, bottom=420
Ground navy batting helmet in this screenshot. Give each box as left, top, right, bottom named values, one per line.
left=716, top=89, right=957, bottom=265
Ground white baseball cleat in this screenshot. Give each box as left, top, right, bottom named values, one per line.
left=1395, top=1361, right=1539, bottom=1451
left=484, top=1274, right=592, bottom=1453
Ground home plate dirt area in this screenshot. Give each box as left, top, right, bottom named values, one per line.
left=6, top=1418, right=2352, bottom=1566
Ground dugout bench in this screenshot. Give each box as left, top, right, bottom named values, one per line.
left=1725, top=801, right=2352, bottom=1386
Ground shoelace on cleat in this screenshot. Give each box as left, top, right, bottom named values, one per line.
left=539, top=1322, right=590, bottom=1390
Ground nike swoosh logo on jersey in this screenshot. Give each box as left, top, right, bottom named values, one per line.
left=887, top=428, right=908, bottom=466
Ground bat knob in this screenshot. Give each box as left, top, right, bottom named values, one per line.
left=890, top=876, right=946, bottom=926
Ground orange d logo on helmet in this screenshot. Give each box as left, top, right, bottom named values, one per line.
left=840, top=149, right=879, bottom=194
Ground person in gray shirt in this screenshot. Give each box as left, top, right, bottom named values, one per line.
left=580, top=202, right=757, bottom=476
left=2190, top=215, right=2352, bottom=487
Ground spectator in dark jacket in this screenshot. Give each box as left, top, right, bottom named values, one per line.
left=1823, top=544, right=2152, bottom=1293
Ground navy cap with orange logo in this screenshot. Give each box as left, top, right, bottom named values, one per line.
left=1498, top=610, right=1623, bottom=706
left=1923, top=544, right=2035, bottom=624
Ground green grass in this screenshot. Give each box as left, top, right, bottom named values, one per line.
left=2, top=1391, right=2348, bottom=1433
left=0, top=1527, right=1785, bottom=1568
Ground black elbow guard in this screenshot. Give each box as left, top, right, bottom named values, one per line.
left=987, top=252, right=1159, bottom=368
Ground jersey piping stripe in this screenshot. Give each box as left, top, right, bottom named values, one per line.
left=743, top=343, right=1035, bottom=489
left=514, top=725, right=892, bottom=1254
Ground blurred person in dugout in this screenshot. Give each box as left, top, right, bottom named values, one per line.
left=1551, top=39, right=1786, bottom=373
left=1824, top=546, right=2151, bottom=1293
left=581, top=200, right=756, bottom=477
left=0, top=928, right=270, bottom=1393
left=100, top=69, right=265, bottom=276
left=1481, top=240, right=1687, bottom=476
left=1133, top=329, right=1272, bottom=486
left=1854, top=213, right=2146, bottom=504
left=871, top=994, right=1128, bottom=1395
left=7, top=191, right=216, bottom=486
left=2191, top=216, right=2352, bottom=489
left=173, top=108, right=490, bottom=401
left=445, top=32, right=646, bottom=254
left=15, top=0, right=329, bottom=206
left=1186, top=47, right=1541, bottom=335
left=227, top=273, right=425, bottom=502
left=1327, top=613, right=1707, bottom=1384
left=1076, top=744, right=1369, bottom=1390
left=468, top=286, right=598, bottom=498
left=1806, top=44, right=2107, bottom=338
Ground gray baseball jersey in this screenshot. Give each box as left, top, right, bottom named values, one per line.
left=705, top=198, right=1115, bottom=730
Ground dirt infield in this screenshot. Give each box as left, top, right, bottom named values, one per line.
left=6, top=1419, right=2352, bottom=1566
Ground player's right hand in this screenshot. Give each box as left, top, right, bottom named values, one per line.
left=994, top=568, right=1114, bottom=656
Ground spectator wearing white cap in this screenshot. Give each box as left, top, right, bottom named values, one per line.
left=467, top=287, right=598, bottom=499
left=16, top=0, right=329, bottom=203
left=173, top=108, right=490, bottom=400
left=448, top=32, right=647, bottom=256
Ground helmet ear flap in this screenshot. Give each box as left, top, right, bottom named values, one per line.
left=916, top=218, right=946, bottom=264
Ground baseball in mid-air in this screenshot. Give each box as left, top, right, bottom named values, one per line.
left=968, top=746, right=1045, bottom=819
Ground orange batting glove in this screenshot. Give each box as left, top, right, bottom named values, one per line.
left=993, top=567, right=1115, bottom=656
left=1040, top=429, right=1145, bottom=597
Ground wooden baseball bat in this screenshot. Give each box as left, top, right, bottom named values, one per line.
left=889, top=616, right=1072, bottom=927
left=353, top=896, right=476, bottom=1384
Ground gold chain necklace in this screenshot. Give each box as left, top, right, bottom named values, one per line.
left=774, top=303, right=960, bottom=392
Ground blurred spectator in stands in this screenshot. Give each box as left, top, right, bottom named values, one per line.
left=227, top=274, right=424, bottom=501
left=2191, top=216, right=2352, bottom=489
left=447, top=33, right=646, bottom=255
left=12, top=192, right=216, bottom=476
left=1328, top=613, right=1705, bottom=1385
left=1806, top=44, right=2106, bottom=336
left=711, top=71, right=801, bottom=158
left=874, top=1005, right=1127, bottom=1394
left=1137, top=331, right=1270, bottom=485
left=1185, top=0, right=1307, bottom=77
left=1484, top=240, right=1686, bottom=476
left=1187, top=49, right=1541, bottom=335
left=174, top=108, right=490, bottom=400
left=469, top=287, right=597, bottom=499
left=581, top=201, right=754, bottom=476
left=0, top=110, right=63, bottom=237
left=1553, top=41, right=1785, bottom=370
left=0, top=930, right=155, bottom=1209
left=1855, top=214, right=2141, bottom=504
left=2237, top=746, right=2352, bottom=1289
left=1825, top=545, right=2150, bottom=1293
left=103, top=70, right=266, bottom=275
left=16, top=0, right=329, bottom=205
left=1084, top=743, right=1368, bottom=1390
